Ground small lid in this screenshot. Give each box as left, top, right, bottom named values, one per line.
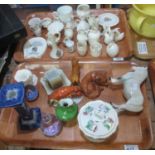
left=78, top=100, right=119, bottom=139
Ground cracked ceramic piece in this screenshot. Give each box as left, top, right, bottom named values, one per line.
left=23, top=37, right=47, bottom=59
left=98, top=13, right=119, bottom=27
left=78, top=100, right=119, bottom=142
left=57, top=5, right=73, bottom=23
left=14, top=69, right=38, bottom=86
left=40, top=67, right=71, bottom=95
left=77, top=4, right=90, bottom=19
left=106, top=42, right=119, bottom=58
left=48, top=20, right=64, bottom=35
left=111, top=67, right=148, bottom=113
left=41, top=17, right=52, bottom=28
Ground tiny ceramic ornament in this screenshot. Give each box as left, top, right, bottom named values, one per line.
left=28, top=17, right=42, bottom=36
left=47, top=20, right=64, bottom=35
left=77, top=4, right=90, bottom=20
left=14, top=69, right=38, bottom=86
left=77, top=19, right=90, bottom=32
left=78, top=100, right=119, bottom=142
left=106, top=42, right=119, bottom=58
left=113, top=28, right=125, bottom=42
left=90, top=41, right=102, bottom=58
left=111, top=66, right=148, bottom=113
left=23, top=37, right=47, bottom=59
left=87, top=15, right=99, bottom=30
left=57, top=5, right=73, bottom=23
left=40, top=67, right=71, bottom=95
left=41, top=17, right=52, bottom=28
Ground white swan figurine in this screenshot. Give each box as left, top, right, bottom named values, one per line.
left=110, top=66, right=148, bottom=113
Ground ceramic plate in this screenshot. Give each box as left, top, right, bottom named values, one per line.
left=23, top=37, right=47, bottom=59
left=98, top=13, right=119, bottom=27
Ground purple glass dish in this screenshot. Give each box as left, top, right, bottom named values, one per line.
left=41, top=113, right=63, bottom=137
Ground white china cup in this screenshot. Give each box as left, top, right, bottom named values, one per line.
left=57, top=5, right=73, bottom=23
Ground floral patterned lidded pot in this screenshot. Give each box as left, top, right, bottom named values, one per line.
left=78, top=100, right=119, bottom=142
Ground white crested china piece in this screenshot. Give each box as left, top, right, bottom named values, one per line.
left=57, top=5, right=73, bottom=23
left=98, top=13, right=119, bottom=27
left=90, top=41, right=102, bottom=58
left=77, top=20, right=90, bottom=32
left=14, top=69, right=38, bottom=86
left=88, top=29, right=100, bottom=43
left=28, top=17, right=41, bottom=28
left=77, top=4, right=90, bottom=19
left=106, top=42, right=119, bottom=58
left=48, top=20, right=64, bottom=34
left=113, top=28, right=125, bottom=42
left=111, top=67, right=148, bottom=113
left=64, top=28, right=73, bottom=39
left=78, top=100, right=119, bottom=142
left=77, top=41, right=87, bottom=56
left=77, top=31, right=88, bottom=43
left=23, top=37, right=47, bottom=59
left=50, top=47, right=63, bottom=60
left=64, top=39, right=74, bottom=52
left=40, top=67, right=71, bottom=95
left=41, top=17, right=52, bottom=28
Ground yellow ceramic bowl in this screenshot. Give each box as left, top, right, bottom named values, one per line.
left=128, top=4, right=155, bottom=38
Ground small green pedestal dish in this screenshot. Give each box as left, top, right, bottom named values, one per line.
left=55, top=98, right=78, bottom=122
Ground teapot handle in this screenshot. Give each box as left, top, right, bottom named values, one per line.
left=136, top=16, right=147, bottom=32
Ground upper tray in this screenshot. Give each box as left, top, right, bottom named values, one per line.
left=13, top=9, right=133, bottom=63
left=0, top=61, right=153, bottom=149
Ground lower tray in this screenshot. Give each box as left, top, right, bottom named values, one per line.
left=0, top=61, right=153, bottom=149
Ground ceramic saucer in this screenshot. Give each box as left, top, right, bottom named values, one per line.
left=98, top=13, right=119, bottom=27
left=23, top=37, right=47, bottom=59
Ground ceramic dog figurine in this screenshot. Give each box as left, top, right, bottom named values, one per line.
left=110, top=66, right=148, bottom=113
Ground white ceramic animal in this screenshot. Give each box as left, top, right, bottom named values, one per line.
left=113, top=28, right=125, bottom=42
left=110, top=66, right=148, bottom=113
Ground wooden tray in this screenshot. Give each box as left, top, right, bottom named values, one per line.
left=13, top=9, right=133, bottom=63
left=131, top=29, right=155, bottom=60
left=149, top=61, right=155, bottom=101
left=0, top=61, right=153, bottom=149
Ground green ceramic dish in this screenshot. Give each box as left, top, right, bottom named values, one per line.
left=55, top=98, right=78, bottom=122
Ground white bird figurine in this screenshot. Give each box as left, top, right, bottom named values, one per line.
left=113, top=28, right=125, bottom=42
left=110, top=66, right=148, bottom=113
